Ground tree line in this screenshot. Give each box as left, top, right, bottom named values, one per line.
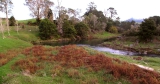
left=23, top=0, right=121, bottom=40
left=0, top=0, right=160, bottom=42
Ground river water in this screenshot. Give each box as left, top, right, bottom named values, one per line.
left=40, top=39, right=160, bottom=57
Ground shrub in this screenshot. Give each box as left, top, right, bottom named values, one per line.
left=62, top=20, right=76, bottom=38
left=39, top=19, right=58, bottom=40
left=105, top=22, right=112, bottom=31
left=75, top=22, right=90, bottom=39
left=122, top=28, right=139, bottom=36
left=155, top=26, right=160, bottom=36
left=109, top=26, right=118, bottom=33
left=138, top=19, right=156, bottom=42
left=9, top=16, right=16, bottom=26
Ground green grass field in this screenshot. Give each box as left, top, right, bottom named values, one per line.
left=93, top=31, right=119, bottom=39
left=0, top=37, right=32, bottom=52
left=18, top=19, right=36, bottom=25
left=0, top=25, right=39, bottom=52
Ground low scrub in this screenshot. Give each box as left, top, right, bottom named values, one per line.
left=122, top=28, right=139, bottom=36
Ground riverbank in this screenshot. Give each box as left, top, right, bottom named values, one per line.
left=101, top=36, right=160, bottom=55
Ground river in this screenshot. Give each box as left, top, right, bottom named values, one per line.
left=40, top=39, right=160, bottom=57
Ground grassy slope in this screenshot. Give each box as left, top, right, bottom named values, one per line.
left=0, top=54, right=25, bottom=83
left=93, top=32, right=119, bottom=39
left=0, top=26, right=35, bottom=83
left=0, top=37, right=32, bottom=52
left=0, top=40, right=160, bottom=83
left=0, top=45, right=159, bottom=84
left=1, top=45, right=130, bottom=84
left=0, top=26, right=38, bottom=52
left=18, top=19, right=36, bottom=24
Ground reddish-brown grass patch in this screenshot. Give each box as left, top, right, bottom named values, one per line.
left=0, top=50, right=19, bottom=66
left=12, top=45, right=160, bottom=84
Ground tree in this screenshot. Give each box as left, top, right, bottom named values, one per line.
left=0, top=0, right=13, bottom=36
left=84, top=2, right=107, bottom=31
left=149, top=16, right=160, bottom=27
left=87, top=2, right=97, bottom=12
left=138, top=19, right=156, bottom=42
left=9, top=16, right=16, bottom=26
left=107, top=7, right=117, bottom=19
left=24, top=0, right=54, bottom=24
left=0, top=18, right=5, bottom=39
left=46, top=8, right=53, bottom=22
left=67, top=8, right=81, bottom=25
left=106, top=22, right=112, bottom=31
left=119, top=21, right=135, bottom=31
left=15, top=20, right=19, bottom=34
left=62, top=20, right=76, bottom=38
left=39, top=19, right=58, bottom=40
left=89, top=13, right=98, bottom=30
left=75, top=22, right=89, bottom=39
left=85, top=2, right=106, bottom=23
left=56, top=0, right=63, bottom=34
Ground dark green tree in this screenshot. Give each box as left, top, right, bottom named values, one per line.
left=9, top=16, right=16, bottom=26
left=119, top=20, right=135, bottom=31
left=105, top=22, right=112, bottom=31
left=62, top=20, right=76, bottom=38
left=149, top=16, right=160, bottom=27
left=138, top=19, right=156, bottom=42
left=75, top=22, right=90, bottom=39
left=39, top=19, right=58, bottom=40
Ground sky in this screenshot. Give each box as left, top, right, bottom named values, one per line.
left=0, top=0, right=160, bottom=21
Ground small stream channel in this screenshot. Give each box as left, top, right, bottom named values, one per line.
left=40, top=38, right=160, bottom=57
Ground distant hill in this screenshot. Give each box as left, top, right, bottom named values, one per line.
left=126, top=18, right=143, bottom=23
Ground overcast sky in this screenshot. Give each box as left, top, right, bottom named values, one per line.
left=0, top=0, right=160, bottom=21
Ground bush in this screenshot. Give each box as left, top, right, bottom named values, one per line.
left=9, top=16, right=16, bottom=26
left=155, top=26, right=160, bottom=36
left=62, top=20, right=76, bottom=38
left=138, top=19, right=156, bottom=42
left=105, top=22, right=112, bottom=31
left=39, top=19, right=58, bottom=40
left=75, top=22, right=90, bottom=39
left=122, top=28, right=139, bottom=36
left=109, top=26, right=118, bottom=33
